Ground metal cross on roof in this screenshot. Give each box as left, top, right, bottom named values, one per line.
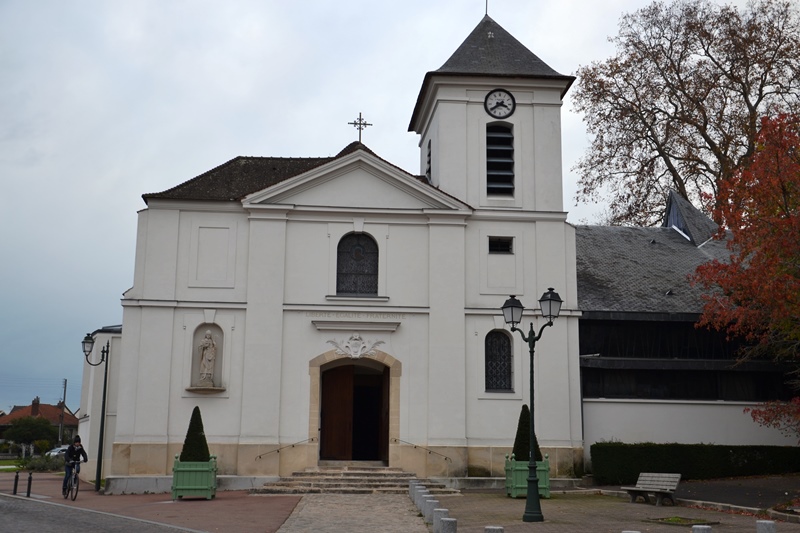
left=348, top=112, right=372, bottom=142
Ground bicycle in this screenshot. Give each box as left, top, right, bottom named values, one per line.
left=64, top=460, right=80, bottom=501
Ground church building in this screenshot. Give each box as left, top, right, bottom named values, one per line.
left=109, top=15, right=582, bottom=485
left=79, top=15, right=792, bottom=493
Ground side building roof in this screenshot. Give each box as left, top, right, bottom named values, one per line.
left=662, top=190, right=719, bottom=245
left=576, top=193, right=728, bottom=319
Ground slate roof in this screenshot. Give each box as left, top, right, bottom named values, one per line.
left=437, top=15, right=570, bottom=79
left=663, top=190, right=719, bottom=245
left=142, top=142, right=402, bottom=204
left=409, top=15, right=574, bottom=131
left=576, top=213, right=730, bottom=318
left=576, top=189, right=731, bottom=317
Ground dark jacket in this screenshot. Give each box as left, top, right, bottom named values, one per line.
left=65, top=443, right=88, bottom=463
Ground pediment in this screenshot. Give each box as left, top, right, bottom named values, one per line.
left=242, top=150, right=467, bottom=212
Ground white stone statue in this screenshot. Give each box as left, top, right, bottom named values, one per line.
left=198, top=330, right=217, bottom=386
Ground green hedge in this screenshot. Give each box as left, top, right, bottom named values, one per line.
left=591, top=442, right=800, bottom=485
left=17, top=455, right=65, bottom=472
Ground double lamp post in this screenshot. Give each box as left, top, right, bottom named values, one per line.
left=501, top=288, right=562, bottom=523
left=81, top=334, right=110, bottom=492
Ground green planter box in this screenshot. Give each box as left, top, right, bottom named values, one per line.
left=505, top=454, right=550, bottom=499
left=171, top=454, right=217, bottom=500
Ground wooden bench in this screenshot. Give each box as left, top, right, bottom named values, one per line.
left=620, top=472, right=681, bottom=506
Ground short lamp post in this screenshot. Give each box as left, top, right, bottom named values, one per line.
left=501, top=288, right=563, bottom=523
left=82, top=333, right=109, bottom=492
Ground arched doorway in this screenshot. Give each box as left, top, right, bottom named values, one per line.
left=319, top=359, right=389, bottom=462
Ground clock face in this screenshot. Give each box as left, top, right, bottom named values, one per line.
left=484, top=89, right=515, bottom=118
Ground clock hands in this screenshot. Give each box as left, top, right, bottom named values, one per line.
left=485, top=89, right=515, bottom=118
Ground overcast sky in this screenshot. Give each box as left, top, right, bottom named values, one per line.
left=0, top=0, right=734, bottom=415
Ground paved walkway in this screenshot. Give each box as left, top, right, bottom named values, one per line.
left=277, top=493, right=428, bottom=532
left=438, top=490, right=800, bottom=533
left=1, top=471, right=799, bottom=532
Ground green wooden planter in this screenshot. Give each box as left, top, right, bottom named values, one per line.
left=171, top=454, right=217, bottom=500
left=504, top=453, right=550, bottom=499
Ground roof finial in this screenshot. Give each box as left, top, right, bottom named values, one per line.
left=348, top=112, right=372, bottom=143
left=486, top=0, right=488, bottom=15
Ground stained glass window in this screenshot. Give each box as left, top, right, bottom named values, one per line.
left=337, top=233, right=379, bottom=295
left=485, top=330, right=513, bottom=391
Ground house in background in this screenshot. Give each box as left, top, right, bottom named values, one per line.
left=0, top=396, right=79, bottom=446
left=78, top=15, right=794, bottom=493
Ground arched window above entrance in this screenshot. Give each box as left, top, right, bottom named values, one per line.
left=336, top=233, right=379, bottom=296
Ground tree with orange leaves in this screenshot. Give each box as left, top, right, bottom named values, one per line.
left=693, top=114, right=800, bottom=439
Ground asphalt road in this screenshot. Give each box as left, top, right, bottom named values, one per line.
left=0, top=496, right=201, bottom=533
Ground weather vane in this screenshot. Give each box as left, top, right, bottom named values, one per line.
left=348, top=112, right=372, bottom=142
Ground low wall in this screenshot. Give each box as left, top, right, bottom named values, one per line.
left=583, top=399, right=795, bottom=467
left=105, top=475, right=280, bottom=495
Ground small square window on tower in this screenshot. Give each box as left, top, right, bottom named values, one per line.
left=488, top=236, right=513, bottom=254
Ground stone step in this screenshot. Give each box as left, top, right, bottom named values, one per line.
left=251, top=465, right=460, bottom=495
left=265, top=479, right=451, bottom=490
left=289, top=471, right=416, bottom=480
left=252, top=485, right=459, bottom=495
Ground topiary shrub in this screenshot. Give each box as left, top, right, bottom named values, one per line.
left=179, top=406, right=211, bottom=462
left=512, top=404, right=543, bottom=462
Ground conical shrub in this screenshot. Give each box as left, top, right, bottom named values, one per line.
left=179, top=406, right=211, bottom=462
left=512, top=404, right=543, bottom=462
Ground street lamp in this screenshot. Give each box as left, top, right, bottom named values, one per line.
left=501, top=288, right=563, bottom=522
left=82, top=333, right=109, bottom=492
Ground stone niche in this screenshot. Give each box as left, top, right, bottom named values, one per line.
left=186, top=323, right=225, bottom=393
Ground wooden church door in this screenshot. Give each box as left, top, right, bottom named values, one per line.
left=320, top=364, right=389, bottom=462
left=320, top=365, right=354, bottom=460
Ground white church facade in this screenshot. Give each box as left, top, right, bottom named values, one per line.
left=79, top=15, right=793, bottom=493
left=111, top=15, right=582, bottom=482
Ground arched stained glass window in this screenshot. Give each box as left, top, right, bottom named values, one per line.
left=337, top=233, right=378, bottom=296
left=485, top=330, right=513, bottom=391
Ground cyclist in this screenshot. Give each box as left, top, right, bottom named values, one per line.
left=62, top=435, right=88, bottom=496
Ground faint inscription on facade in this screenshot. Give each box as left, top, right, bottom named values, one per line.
left=305, top=312, right=406, bottom=320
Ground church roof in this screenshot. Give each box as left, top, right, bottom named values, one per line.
left=577, top=191, right=727, bottom=318
left=662, top=190, right=719, bottom=245
left=575, top=224, right=729, bottom=317
left=437, top=15, right=570, bottom=80
left=409, top=15, right=574, bottom=131
left=143, top=142, right=409, bottom=204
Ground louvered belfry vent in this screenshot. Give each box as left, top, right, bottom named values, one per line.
left=486, top=124, right=514, bottom=195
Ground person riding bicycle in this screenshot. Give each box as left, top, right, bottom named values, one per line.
left=62, top=435, right=88, bottom=496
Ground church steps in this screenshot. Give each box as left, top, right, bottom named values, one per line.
left=251, top=467, right=459, bottom=495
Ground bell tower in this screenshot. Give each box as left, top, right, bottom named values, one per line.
left=408, top=16, right=574, bottom=213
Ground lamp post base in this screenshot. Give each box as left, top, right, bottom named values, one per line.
left=522, top=469, right=544, bottom=522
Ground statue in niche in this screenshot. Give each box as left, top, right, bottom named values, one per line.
left=198, top=330, right=217, bottom=386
